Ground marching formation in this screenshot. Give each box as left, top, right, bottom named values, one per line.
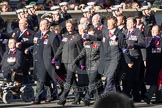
left=0, top=0, right=162, bottom=107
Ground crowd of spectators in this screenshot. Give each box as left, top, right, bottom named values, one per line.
left=0, top=0, right=160, bottom=12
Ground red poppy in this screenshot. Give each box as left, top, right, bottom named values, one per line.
left=155, top=40, right=160, bottom=46
left=109, top=32, right=113, bottom=37
left=131, top=29, right=135, bottom=33
left=10, top=49, right=16, bottom=55
left=26, top=31, right=30, bottom=36
left=92, top=43, right=97, bottom=48
left=43, top=34, right=49, bottom=39
left=140, top=28, right=144, bottom=31
left=98, top=25, right=103, bottom=31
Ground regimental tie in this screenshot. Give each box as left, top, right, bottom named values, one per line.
left=18, top=31, right=23, bottom=39
left=127, top=31, right=131, bottom=39
left=40, top=33, right=43, bottom=39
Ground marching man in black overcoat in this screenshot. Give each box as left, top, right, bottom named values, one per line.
left=32, top=19, right=59, bottom=104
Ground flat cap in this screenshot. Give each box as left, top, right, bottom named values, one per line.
left=50, top=5, right=61, bottom=10
left=87, top=2, right=96, bottom=6
left=59, top=2, right=68, bottom=6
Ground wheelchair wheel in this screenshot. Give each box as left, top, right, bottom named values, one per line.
left=2, top=91, right=13, bottom=104
left=20, top=86, right=34, bottom=102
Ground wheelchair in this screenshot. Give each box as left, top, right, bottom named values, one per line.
left=0, top=72, right=34, bottom=104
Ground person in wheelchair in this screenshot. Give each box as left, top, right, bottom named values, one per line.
left=0, top=38, right=23, bottom=85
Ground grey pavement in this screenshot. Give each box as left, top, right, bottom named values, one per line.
left=0, top=100, right=162, bottom=108
left=0, top=82, right=161, bottom=108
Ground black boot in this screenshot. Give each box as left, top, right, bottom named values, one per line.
left=72, top=93, right=81, bottom=105
left=72, top=98, right=81, bottom=105
left=57, top=99, right=66, bottom=106
left=83, top=99, right=90, bottom=106
left=144, top=93, right=151, bottom=104
left=144, top=97, right=151, bottom=104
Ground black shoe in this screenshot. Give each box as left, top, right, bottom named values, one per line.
left=57, top=100, right=66, bottom=106
left=72, top=96, right=81, bottom=105
left=83, top=99, right=90, bottom=106
left=144, top=97, right=151, bottom=104
left=44, top=100, right=51, bottom=104
left=72, top=99, right=81, bottom=105
left=31, top=100, right=41, bottom=104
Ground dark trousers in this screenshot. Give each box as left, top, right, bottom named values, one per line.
left=35, top=81, right=52, bottom=102
left=52, top=80, right=58, bottom=99
left=122, top=57, right=142, bottom=101
left=59, top=63, right=77, bottom=101
left=139, top=62, right=147, bottom=98
left=85, top=71, right=99, bottom=101
left=104, top=60, right=119, bottom=94
left=122, top=80, right=141, bottom=100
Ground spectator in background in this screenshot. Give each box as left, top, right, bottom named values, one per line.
left=111, top=5, right=123, bottom=17
left=79, top=4, right=86, bottom=10
left=94, top=5, right=102, bottom=11
left=0, top=1, right=12, bottom=12
left=36, top=4, right=45, bottom=10
left=120, top=2, right=127, bottom=9
left=50, top=5, right=61, bottom=14
left=141, top=2, right=156, bottom=39
left=131, top=2, right=140, bottom=9
left=141, top=2, right=156, bottom=27
left=59, top=2, right=72, bottom=20
left=50, top=11, right=66, bottom=33
left=0, top=12, right=6, bottom=60
left=68, top=1, right=79, bottom=10
left=0, top=9, right=7, bottom=33
left=25, top=4, right=39, bottom=31
left=16, top=0, right=26, bottom=9
left=82, top=6, right=95, bottom=25
left=44, top=0, right=55, bottom=10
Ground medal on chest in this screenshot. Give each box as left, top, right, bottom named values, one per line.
left=128, top=35, right=138, bottom=41
left=23, top=38, right=29, bottom=42
left=109, top=35, right=118, bottom=46
left=44, top=39, right=48, bottom=44
left=7, top=57, right=16, bottom=64
left=34, top=37, right=38, bottom=43
left=152, top=48, right=161, bottom=53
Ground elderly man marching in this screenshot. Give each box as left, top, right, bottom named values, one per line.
left=31, top=19, right=59, bottom=104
